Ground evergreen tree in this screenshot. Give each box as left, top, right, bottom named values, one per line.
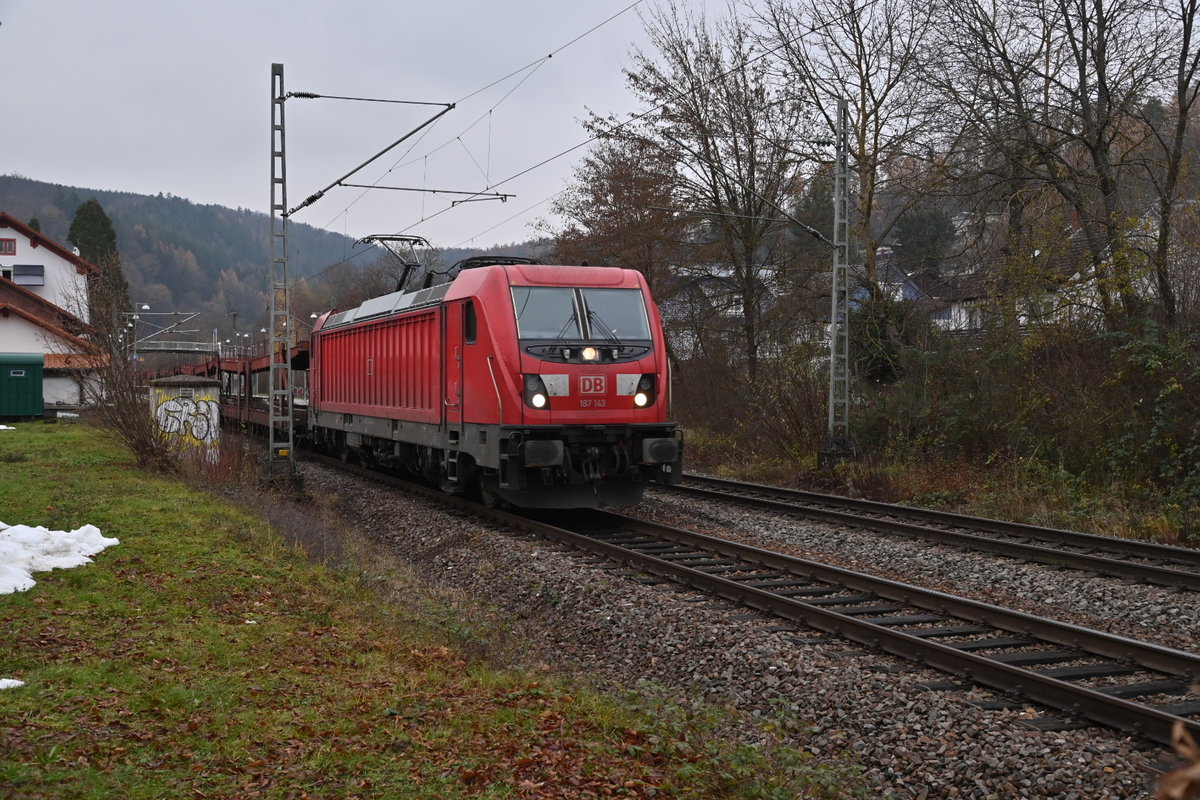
left=27, top=217, right=41, bottom=233
left=68, top=199, right=118, bottom=263
left=894, top=206, right=955, bottom=275
left=70, top=198, right=129, bottom=317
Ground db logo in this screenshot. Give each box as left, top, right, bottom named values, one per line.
left=579, top=375, right=607, bottom=395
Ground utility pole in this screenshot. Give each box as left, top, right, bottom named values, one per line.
left=268, top=63, right=296, bottom=476
left=819, top=98, right=856, bottom=468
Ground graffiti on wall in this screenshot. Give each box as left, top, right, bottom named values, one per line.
left=155, top=393, right=220, bottom=461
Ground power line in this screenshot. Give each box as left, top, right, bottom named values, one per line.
left=286, top=104, right=456, bottom=217
left=320, top=123, right=445, bottom=230
left=431, top=0, right=882, bottom=245
left=454, top=1, right=646, bottom=106
left=289, top=241, right=381, bottom=289
left=286, top=92, right=447, bottom=106
left=450, top=194, right=558, bottom=247
left=320, top=3, right=643, bottom=232
left=340, top=183, right=513, bottom=201
left=308, top=0, right=876, bottom=251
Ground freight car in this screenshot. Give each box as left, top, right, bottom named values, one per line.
left=307, top=259, right=682, bottom=508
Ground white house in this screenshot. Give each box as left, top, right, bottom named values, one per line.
left=0, top=213, right=101, bottom=407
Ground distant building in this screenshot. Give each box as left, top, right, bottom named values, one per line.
left=929, top=236, right=1107, bottom=335
left=0, top=213, right=101, bottom=408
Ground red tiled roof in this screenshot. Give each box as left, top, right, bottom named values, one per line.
left=0, top=213, right=100, bottom=276
left=44, top=352, right=107, bottom=369
left=0, top=277, right=88, bottom=331
left=0, top=302, right=95, bottom=353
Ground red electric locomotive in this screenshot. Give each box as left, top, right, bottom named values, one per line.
left=307, top=259, right=682, bottom=508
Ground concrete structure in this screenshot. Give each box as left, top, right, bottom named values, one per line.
left=0, top=213, right=101, bottom=407
left=149, top=374, right=221, bottom=463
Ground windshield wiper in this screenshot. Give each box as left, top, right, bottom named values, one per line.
left=586, top=310, right=623, bottom=345
left=552, top=312, right=579, bottom=343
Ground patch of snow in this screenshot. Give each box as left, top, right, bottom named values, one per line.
left=0, top=520, right=119, bottom=688
left=0, top=521, right=119, bottom=595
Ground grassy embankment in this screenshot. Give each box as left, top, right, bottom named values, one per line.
left=0, top=422, right=862, bottom=799
left=684, top=430, right=1191, bottom=547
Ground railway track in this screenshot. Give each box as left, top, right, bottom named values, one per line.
left=668, top=474, right=1200, bottom=592
left=306, top=454, right=1200, bottom=747
left=518, top=506, right=1200, bottom=748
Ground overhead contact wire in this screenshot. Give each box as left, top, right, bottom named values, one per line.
left=439, top=0, right=885, bottom=244
left=453, top=1, right=645, bottom=106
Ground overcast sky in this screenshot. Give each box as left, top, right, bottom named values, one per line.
left=1, top=1, right=701, bottom=250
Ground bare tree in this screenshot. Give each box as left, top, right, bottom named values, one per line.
left=1040, top=0, right=1171, bottom=322
left=297, top=257, right=396, bottom=313
left=619, top=1, right=814, bottom=381
left=928, top=0, right=1179, bottom=328
left=1169, top=200, right=1200, bottom=322
left=72, top=252, right=175, bottom=470
left=1140, top=0, right=1200, bottom=326
left=755, top=0, right=941, bottom=298
left=547, top=132, right=689, bottom=300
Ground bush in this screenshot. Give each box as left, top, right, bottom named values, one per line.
left=843, top=321, right=1200, bottom=541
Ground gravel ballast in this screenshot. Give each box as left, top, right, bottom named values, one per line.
left=304, top=462, right=1189, bottom=799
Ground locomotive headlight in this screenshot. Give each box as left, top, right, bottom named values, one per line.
left=524, top=374, right=550, bottom=409
left=633, top=374, right=655, bottom=408
left=581, top=346, right=598, bottom=361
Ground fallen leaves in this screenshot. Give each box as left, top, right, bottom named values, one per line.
left=4, top=423, right=845, bottom=800
left=1158, top=714, right=1200, bottom=800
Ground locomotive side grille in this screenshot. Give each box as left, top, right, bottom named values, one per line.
left=323, top=282, right=452, bottom=330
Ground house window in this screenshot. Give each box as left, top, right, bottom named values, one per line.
left=0, top=239, right=14, bottom=256
left=0, top=267, right=10, bottom=281
left=9, top=369, right=26, bottom=378
left=13, top=264, right=44, bottom=286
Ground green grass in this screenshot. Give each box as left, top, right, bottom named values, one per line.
left=0, top=422, right=862, bottom=799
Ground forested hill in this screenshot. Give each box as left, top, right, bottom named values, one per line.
left=0, top=174, right=359, bottom=315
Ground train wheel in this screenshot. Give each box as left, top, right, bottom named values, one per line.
left=358, top=446, right=376, bottom=469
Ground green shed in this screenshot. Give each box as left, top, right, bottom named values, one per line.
left=0, top=354, right=45, bottom=418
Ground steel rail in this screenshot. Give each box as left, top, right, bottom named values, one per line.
left=520, top=509, right=1200, bottom=747
left=671, top=475, right=1200, bottom=592
left=303, top=455, right=1200, bottom=746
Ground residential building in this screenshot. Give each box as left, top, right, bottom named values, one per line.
left=0, top=213, right=100, bottom=408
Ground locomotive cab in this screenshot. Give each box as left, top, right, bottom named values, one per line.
left=477, top=266, right=682, bottom=508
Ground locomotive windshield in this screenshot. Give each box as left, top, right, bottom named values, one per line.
left=512, top=287, right=651, bottom=341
